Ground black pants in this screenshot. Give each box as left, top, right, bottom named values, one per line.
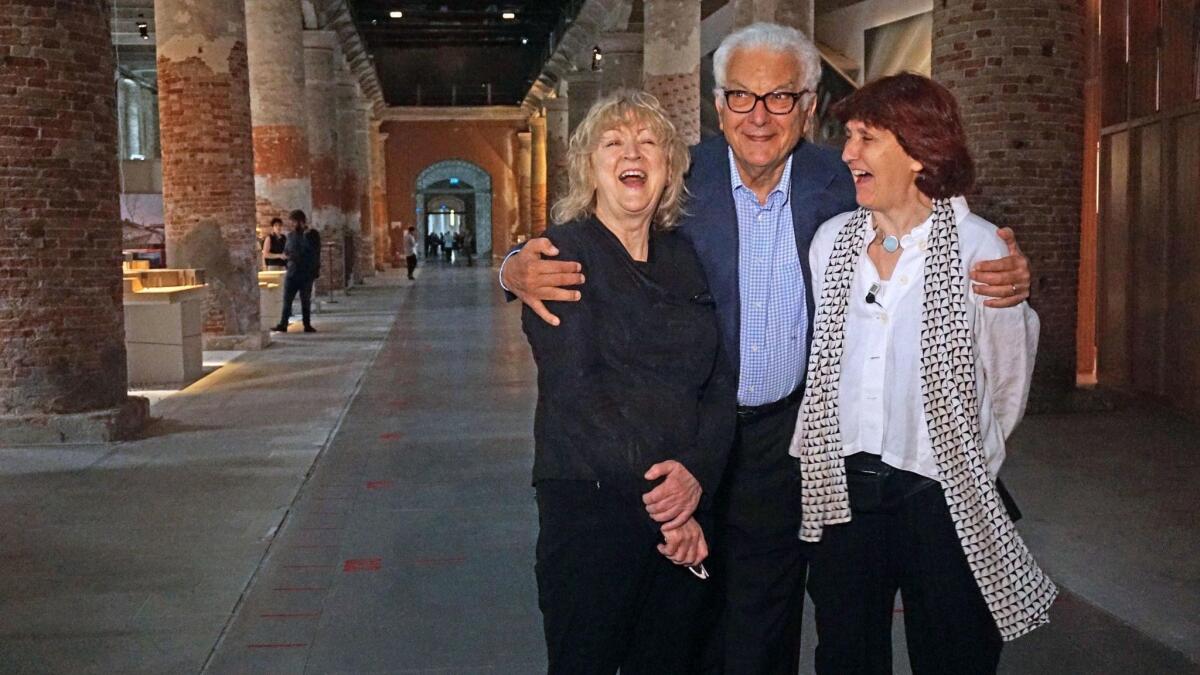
left=405, top=254, right=417, bottom=279
left=808, top=453, right=1002, bottom=675
left=702, top=398, right=807, bottom=675
left=279, top=275, right=312, bottom=328
left=535, top=480, right=709, bottom=675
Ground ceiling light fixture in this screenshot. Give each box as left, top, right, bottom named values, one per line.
left=389, top=10, right=404, bottom=19
left=521, top=36, right=529, bottom=45
left=501, top=11, right=517, bottom=20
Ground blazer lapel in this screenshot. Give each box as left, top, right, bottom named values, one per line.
left=682, top=141, right=741, bottom=374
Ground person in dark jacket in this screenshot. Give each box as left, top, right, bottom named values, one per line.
left=523, top=89, right=735, bottom=674
left=272, top=209, right=316, bottom=333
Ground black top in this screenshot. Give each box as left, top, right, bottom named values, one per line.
left=267, top=232, right=286, bottom=255
left=523, top=217, right=736, bottom=526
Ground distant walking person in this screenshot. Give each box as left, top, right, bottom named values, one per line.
left=272, top=209, right=317, bottom=334
left=403, top=226, right=419, bottom=280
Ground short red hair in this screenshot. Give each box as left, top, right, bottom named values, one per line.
left=833, top=72, right=974, bottom=199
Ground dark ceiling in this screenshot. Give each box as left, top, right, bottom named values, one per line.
left=348, top=1, right=583, bottom=106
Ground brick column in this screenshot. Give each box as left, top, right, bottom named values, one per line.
left=933, top=0, right=1085, bottom=406
left=545, top=98, right=571, bottom=222
left=0, top=0, right=148, bottom=443
left=304, top=30, right=341, bottom=272
left=734, top=0, right=814, bottom=35
left=369, top=121, right=390, bottom=270
left=598, top=31, right=644, bottom=94
left=354, top=102, right=375, bottom=282
left=530, top=114, right=549, bottom=235
left=247, top=0, right=312, bottom=232
left=567, top=71, right=601, bottom=135
left=644, top=0, right=701, bottom=145
left=331, top=61, right=362, bottom=290
left=156, top=0, right=263, bottom=349
left=517, top=131, right=533, bottom=247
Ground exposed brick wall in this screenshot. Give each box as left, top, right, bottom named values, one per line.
left=644, top=0, right=702, bottom=145
left=0, top=1, right=128, bottom=415
left=157, top=3, right=261, bottom=337
left=382, top=119, right=523, bottom=260
left=247, top=0, right=312, bottom=237
left=933, top=0, right=1085, bottom=406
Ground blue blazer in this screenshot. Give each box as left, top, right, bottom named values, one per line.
left=676, top=135, right=857, bottom=378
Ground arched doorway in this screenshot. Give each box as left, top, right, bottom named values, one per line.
left=415, top=160, right=492, bottom=259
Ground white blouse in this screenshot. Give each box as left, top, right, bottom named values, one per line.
left=807, top=198, right=1038, bottom=480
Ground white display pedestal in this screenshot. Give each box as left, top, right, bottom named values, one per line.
left=258, top=271, right=284, bottom=331
left=123, top=284, right=207, bottom=386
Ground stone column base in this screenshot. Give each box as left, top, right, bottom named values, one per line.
left=0, top=396, right=150, bottom=445
left=204, top=331, right=270, bottom=351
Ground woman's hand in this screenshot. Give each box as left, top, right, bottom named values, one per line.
left=970, top=227, right=1032, bottom=308
left=657, top=517, right=708, bottom=567
left=643, top=460, right=701, bottom=530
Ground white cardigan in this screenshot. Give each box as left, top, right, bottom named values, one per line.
left=805, top=197, right=1038, bottom=480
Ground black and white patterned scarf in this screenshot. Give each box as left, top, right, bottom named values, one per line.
left=792, top=198, right=1056, bottom=640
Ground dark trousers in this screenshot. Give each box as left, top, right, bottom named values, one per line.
left=405, top=254, right=417, bottom=279
left=279, top=275, right=312, bottom=328
left=808, top=453, right=1002, bottom=675
left=535, top=480, right=710, bottom=675
left=702, top=398, right=807, bottom=674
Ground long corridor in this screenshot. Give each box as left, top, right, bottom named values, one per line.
left=1, top=263, right=1197, bottom=674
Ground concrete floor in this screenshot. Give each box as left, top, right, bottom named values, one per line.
left=0, top=262, right=1197, bottom=674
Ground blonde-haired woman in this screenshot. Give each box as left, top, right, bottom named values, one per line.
left=524, top=89, right=735, bottom=674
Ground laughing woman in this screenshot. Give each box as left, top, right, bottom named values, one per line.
left=791, top=73, right=1056, bottom=674
left=523, top=90, right=735, bottom=674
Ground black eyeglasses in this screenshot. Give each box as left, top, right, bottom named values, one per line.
left=721, top=89, right=811, bottom=115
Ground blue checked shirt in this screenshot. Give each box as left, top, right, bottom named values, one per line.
left=730, top=149, right=808, bottom=406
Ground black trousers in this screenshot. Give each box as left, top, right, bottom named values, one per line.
left=535, top=480, right=710, bottom=675
left=807, top=453, right=1002, bottom=675
left=702, top=398, right=807, bottom=675
left=405, top=254, right=417, bottom=279
left=279, top=275, right=312, bottom=328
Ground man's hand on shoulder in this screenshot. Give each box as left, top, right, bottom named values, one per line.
left=971, top=226, right=1032, bottom=308
left=502, top=237, right=586, bottom=326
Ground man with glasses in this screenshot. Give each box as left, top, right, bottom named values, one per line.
left=503, top=22, right=1032, bottom=673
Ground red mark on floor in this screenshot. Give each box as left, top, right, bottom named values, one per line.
left=388, top=398, right=408, bottom=408
left=343, top=557, right=383, bottom=573
left=248, top=643, right=308, bottom=649
left=365, top=480, right=394, bottom=490
left=379, top=432, right=404, bottom=441
left=260, top=612, right=322, bottom=619
left=412, top=555, right=467, bottom=567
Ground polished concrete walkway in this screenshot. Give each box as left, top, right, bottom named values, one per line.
left=0, top=262, right=1197, bottom=674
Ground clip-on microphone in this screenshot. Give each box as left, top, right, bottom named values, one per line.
left=865, top=281, right=882, bottom=307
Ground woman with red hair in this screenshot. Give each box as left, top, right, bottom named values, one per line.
left=790, top=72, right=1056, bottom=673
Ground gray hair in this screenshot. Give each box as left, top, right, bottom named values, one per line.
left=713, top=22, right=821, bottom=95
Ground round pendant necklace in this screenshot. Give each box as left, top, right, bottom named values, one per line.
left=881, top=235, right=900, bottom=253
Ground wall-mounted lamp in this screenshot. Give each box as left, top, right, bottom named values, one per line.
left=591, top=45, right=603, bottom=71
left=136, top=14, right=149, bottom=40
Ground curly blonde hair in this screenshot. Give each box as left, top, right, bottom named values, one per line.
left=550, top=89, right=690, bottom=229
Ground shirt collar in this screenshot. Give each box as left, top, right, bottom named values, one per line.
left=728, top=147, right=793, bottom=206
